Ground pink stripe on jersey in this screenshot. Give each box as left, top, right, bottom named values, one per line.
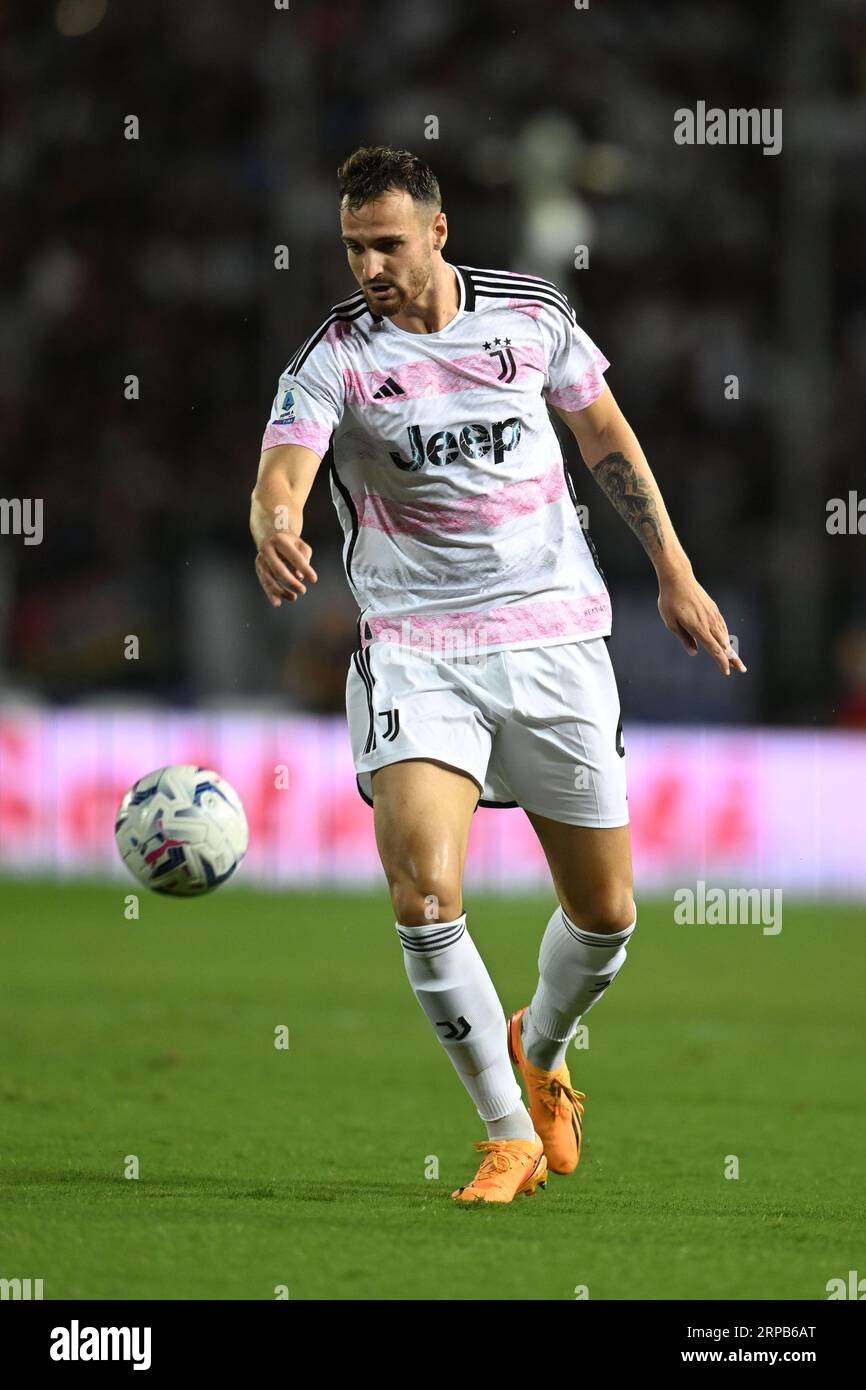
left=508, top=298, right=544, bottom=319
left=343, top=343, right=547, bottom=406
left=361, top=594, right=612, bottom=651
left=544, top=350, right=610, bottom=412
left=353, top=463, right=567, bottom=537
left=323, top=318, right=356, bottom=347
left=262, top=419, right=332, bottom=456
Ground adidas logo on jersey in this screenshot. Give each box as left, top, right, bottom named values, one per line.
left=372, top=377, right=405, bottom=399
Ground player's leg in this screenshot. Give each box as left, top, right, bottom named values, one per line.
left=490, top=637, right=636, bottom=1069
left=371, top=757, right=535, bottom=1142
left=489, top=637, right=636, bottom=1173
left=528, top=819, right=635, bottom=936
left=371, top=756, right=477, bottom=926
left=505, top=817, right=635, bottom=1176
left=520, top=817, right=636, bottom=1072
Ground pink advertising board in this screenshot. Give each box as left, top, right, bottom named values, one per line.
left=0, top=709, right=863, bottom=896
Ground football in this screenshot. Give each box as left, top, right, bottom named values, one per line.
left=114, top=764, right=249, bottom=895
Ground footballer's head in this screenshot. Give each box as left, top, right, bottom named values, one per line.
left=337, top=145, right=445, bottom=316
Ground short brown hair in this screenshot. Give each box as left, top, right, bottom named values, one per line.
left=337, top=145, right=441, bottom=213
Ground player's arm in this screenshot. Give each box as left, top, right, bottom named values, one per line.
left=553, top=384, right=746, bottom=676
left=249, top=443, right=321, bottom=607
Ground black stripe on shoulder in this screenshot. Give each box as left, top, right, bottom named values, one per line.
left=287, top=298, right=371, bottom=376
left=465, top=268, right=575, bottom=320
left=469, top=267, right=571, bottom=298
left=288, top=302, right=369, bottom=375
left=472, top=285, right=577, bottom=325
left=455, top=265, right=476, bottom=312
left=466, top=269, right=575, bottom=322
left=331, top=288, right=367, bottom=313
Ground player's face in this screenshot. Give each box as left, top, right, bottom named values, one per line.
left=340, top=190, right=442, bottom=316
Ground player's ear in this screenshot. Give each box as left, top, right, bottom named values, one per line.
left=431, top=208, right=447, bottom=251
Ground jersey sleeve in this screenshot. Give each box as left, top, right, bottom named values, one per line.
left=538, top=291, right=610, bottom=413
left=261, top=336, right=344, bottom=459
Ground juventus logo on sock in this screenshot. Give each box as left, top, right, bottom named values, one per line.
left=588, top=977, right=615, bottom=995
left=435, top=1016, right=472, bottom=1040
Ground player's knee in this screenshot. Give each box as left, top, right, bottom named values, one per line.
left=389, top=874, right=463, bottom=927
left=563, top=890, right=636, bottom=936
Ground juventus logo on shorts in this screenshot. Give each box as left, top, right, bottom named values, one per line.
left=378, top=708, right=401, bottom=741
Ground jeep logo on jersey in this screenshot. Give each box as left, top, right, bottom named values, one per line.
left=389, top=418, right=522, bottom=471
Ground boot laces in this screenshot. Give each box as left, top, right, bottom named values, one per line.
left=538, top=1075, right=586, bottom=1118
left=471, top=1139, right=527, bottom=1178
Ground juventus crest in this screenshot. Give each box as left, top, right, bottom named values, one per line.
left=378, top=708, right=401, bottom=741
left=483, top=337, right=517, bottom=382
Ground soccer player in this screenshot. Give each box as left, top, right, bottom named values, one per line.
left=250, top=146, right=746, bottom=1204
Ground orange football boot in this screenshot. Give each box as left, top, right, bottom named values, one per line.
left=508, top=1006, right=586, bottom=1174
left=451, top=1135, right=547, bottom=1203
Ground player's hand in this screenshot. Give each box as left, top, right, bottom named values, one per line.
left=657, top=572, right=747, bottom=676
left=255, top=531, right=317, bottom=607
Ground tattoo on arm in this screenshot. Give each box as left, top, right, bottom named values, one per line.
left=590, top=451, right=665, bottom=556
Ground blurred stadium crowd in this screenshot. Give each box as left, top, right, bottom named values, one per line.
left=2, top=0, right=865, bottom=725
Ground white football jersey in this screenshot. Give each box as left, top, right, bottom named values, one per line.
left=262, top=263, right=612, bottom=658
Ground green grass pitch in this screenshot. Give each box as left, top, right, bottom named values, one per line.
left=1, top=879, right=863, bottom=1300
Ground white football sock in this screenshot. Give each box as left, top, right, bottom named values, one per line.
left=396, top=913, right=528, bottom=1132
left=485, top=1103, right=536, bottom=1142
left=522, top=906, right=636, bottom=1071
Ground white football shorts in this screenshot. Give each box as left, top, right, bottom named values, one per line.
left=346, top=635, right=628, bottom=827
